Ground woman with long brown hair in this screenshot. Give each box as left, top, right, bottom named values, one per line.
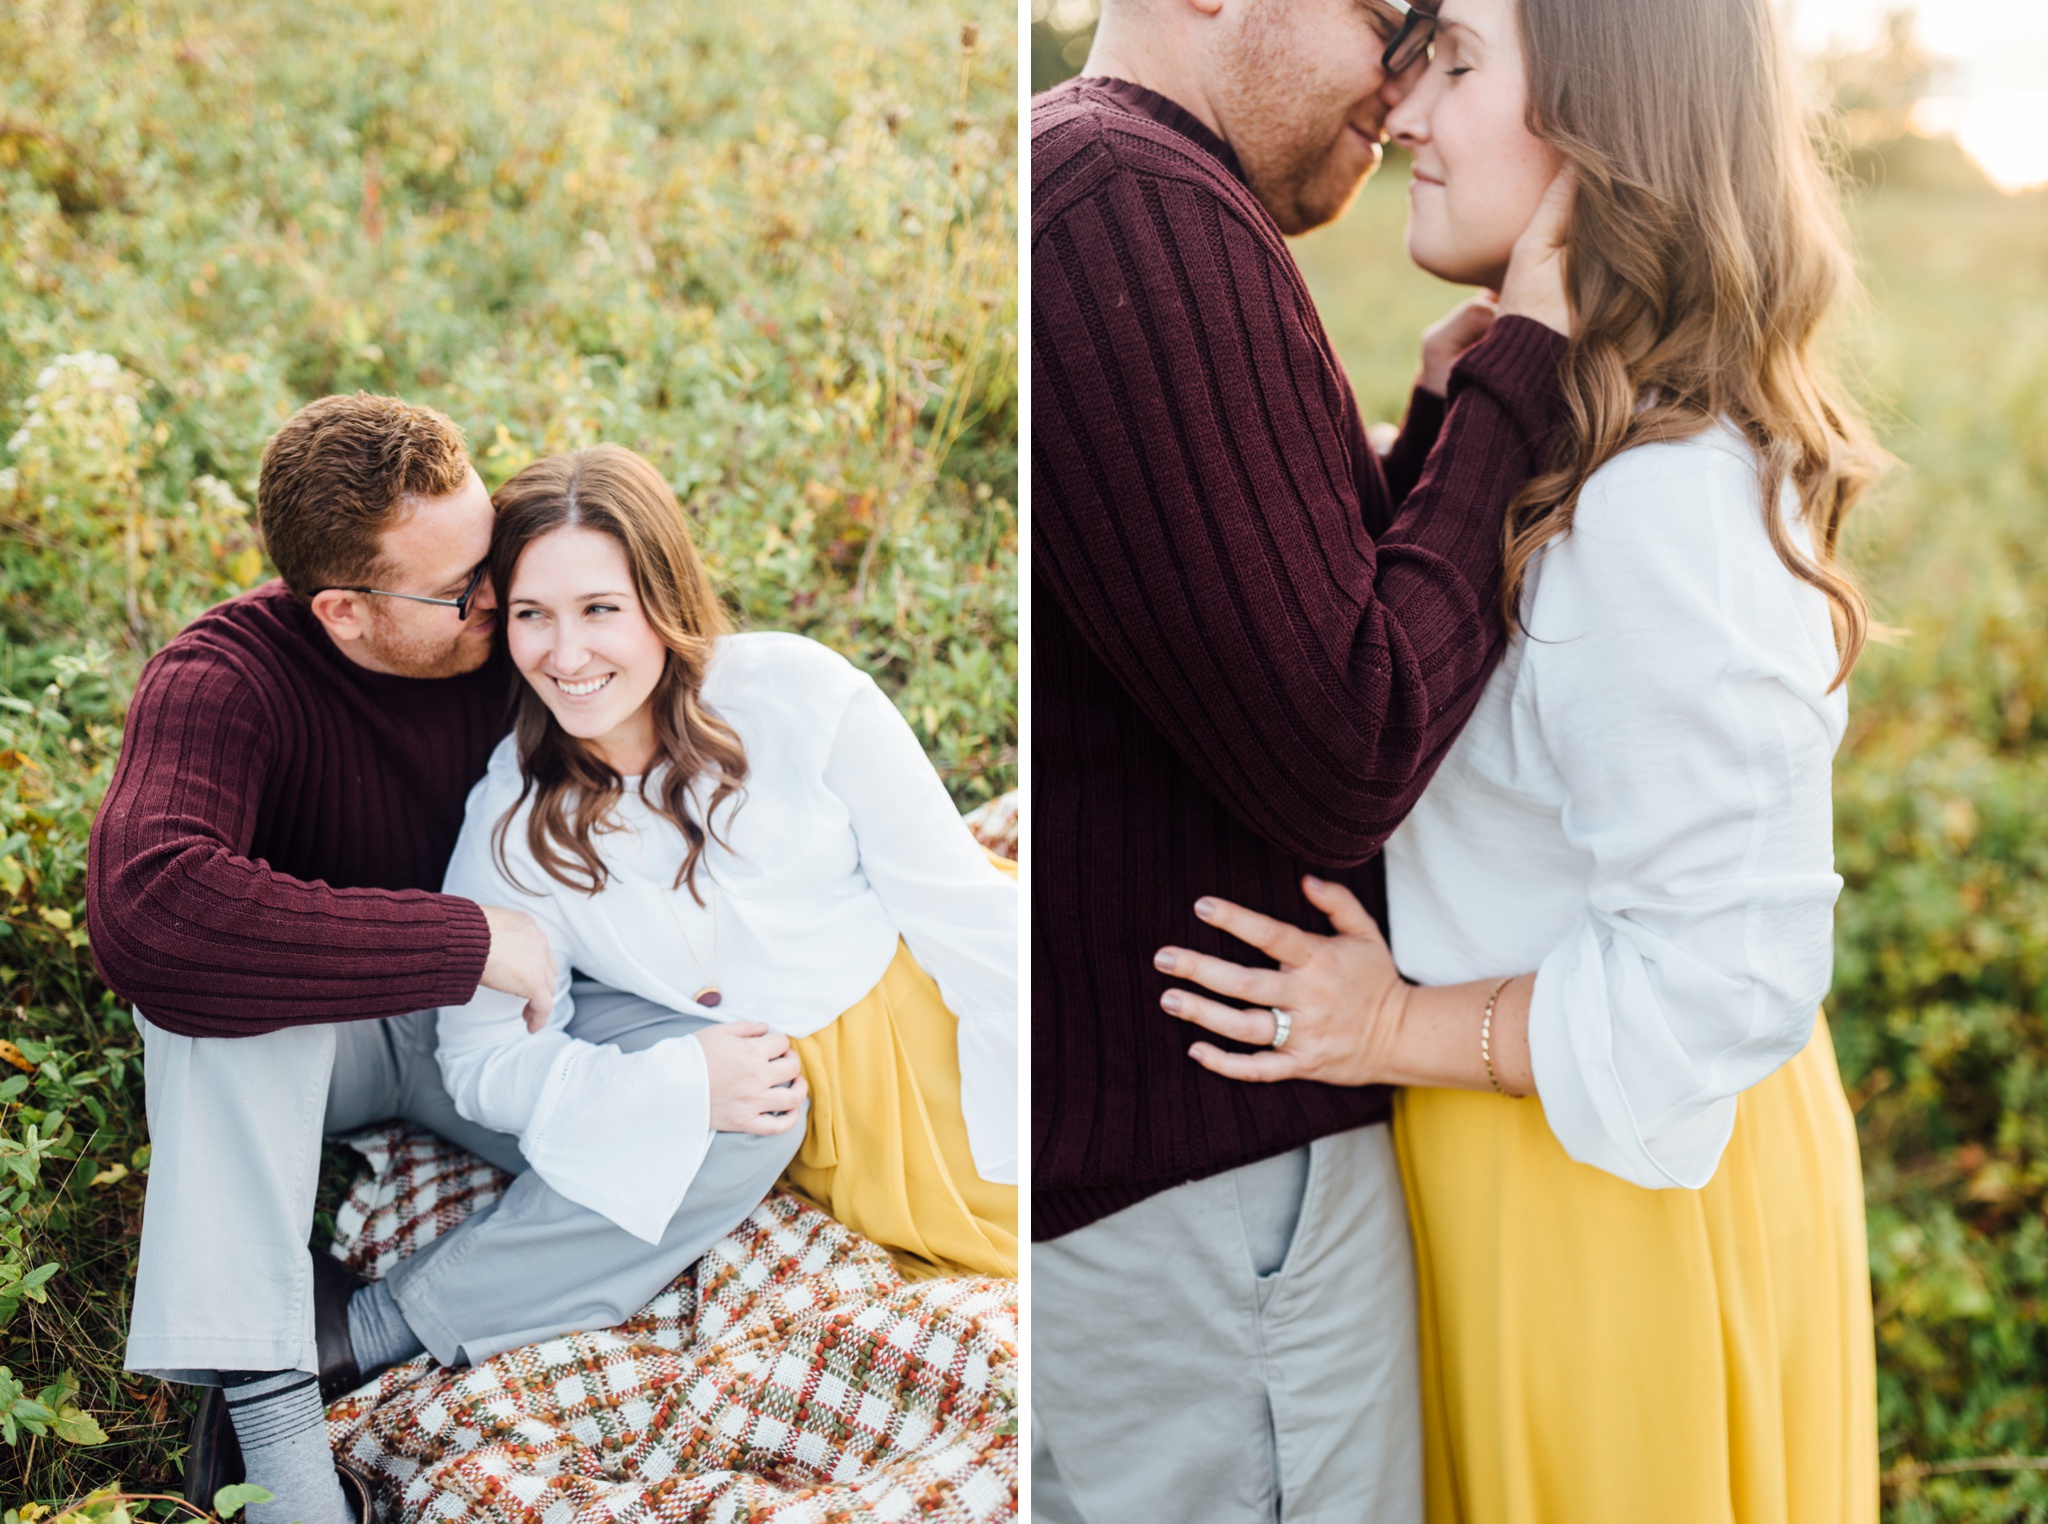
left=1152, top=0, right=1879, bottom=1515
left=433, top=444, right=1017, bottom=1280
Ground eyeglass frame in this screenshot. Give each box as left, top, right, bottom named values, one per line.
left=315, top=559, right=490, bottom=620
left=1380, top=0, right=1440, bottom=76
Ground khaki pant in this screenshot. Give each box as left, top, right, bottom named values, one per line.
left=127, top=984, right=802, bottom=1382
left=1031, top=1125, right=1423, bottom=1524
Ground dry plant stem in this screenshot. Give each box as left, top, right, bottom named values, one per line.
left=1881, top=1455, right=2048, bottom=1485
left=53, top=1493, right=217, bottom=1524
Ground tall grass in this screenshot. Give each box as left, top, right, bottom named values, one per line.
left=0, top=0, right=1015, bottom=1502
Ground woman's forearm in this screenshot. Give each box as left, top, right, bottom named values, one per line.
left=1377, top=973, right=1537, bottom=1095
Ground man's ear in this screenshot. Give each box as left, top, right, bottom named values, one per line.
left=308, top=587, right=370, bottom=645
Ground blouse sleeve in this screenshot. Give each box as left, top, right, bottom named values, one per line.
left=1522, top=442, right=1847, bottom=1189
left=435, top=766, right=715, bottom=1244
left=823, top=674, right=1020, bottom=1186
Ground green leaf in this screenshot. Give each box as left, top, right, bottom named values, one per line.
left=211, top=1484, right=274, bottom=1520
left=50, top=1405, right=107, bottom=1445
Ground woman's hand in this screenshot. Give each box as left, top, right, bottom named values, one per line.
left=1418, top=292, right=1500, bottom=397
left=696, top=1021, right=808, bottom=1134
left=1153, top=876, right=1411, bottom=1085
left=1496, top=164, right=1577, bottom=338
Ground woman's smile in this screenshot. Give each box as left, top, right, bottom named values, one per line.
left=550, top=672, right=615, bottom=699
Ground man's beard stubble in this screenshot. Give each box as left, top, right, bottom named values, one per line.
left=1215, top=10, right=1382, bottom=236
left=363, top=609, right=495, bottom=680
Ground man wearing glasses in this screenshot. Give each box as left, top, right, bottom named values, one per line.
left=88, top=394, right=803, bottom=1524
left=1031, top=0, right=1568, bottom=1519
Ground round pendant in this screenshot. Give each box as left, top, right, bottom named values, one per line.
left=695, top=986, right=723, bottom=1009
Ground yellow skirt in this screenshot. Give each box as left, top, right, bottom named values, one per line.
left=1393, top=1015, right=1877, bottom=1524
left=781, top=870, right=1017, bottom=1281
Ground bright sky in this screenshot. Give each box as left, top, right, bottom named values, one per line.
left=1784, top=0, right=2048, bottom=190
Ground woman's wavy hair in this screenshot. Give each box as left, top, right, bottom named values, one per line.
left=488, top=445, right=747, bottom=900
left=1507, top=0, right=1883, bottom=687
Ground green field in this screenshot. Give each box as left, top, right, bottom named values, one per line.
left=0, top=0, right=1014, bottom=1505
left=1296, top=164, right=2048, bottom=1522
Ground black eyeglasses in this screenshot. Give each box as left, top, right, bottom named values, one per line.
left=1381, top=0, right=1439, bottom=75
left=319, top=560, right=490, bottom=620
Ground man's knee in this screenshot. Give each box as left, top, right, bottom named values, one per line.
left=694, top=1106, right=808, bottom=1205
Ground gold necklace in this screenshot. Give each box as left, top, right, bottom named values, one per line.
left=657, top=871, right=723, bottom=1009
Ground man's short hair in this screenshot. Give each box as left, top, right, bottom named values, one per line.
left=256, top=393, right=471, bottom=599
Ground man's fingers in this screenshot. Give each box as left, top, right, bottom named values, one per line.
left=1301, top=875, right=1381, bottom=941
left=725, top=1021, right=771, bottom=1039
left=1162, top=989, right=1283, bottom=1048
left=1192, top=896, right=1321, bottom=966
left=1188, top=1041, right=1303, bottom=1084
left=1155, top=946, right=1287, bottom=1006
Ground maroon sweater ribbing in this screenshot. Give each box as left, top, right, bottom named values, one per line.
left=87, top=581, right=508, bottom=1037
left=1031, top=78, right=1567, bottom=1239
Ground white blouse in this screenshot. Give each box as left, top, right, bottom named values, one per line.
left=1384, top=423, right=1847, bottom=1190
left=436, top=631, right=1018, bottom=1243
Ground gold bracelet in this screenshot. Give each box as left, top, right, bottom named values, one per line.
left=1481, top=976, right=1513, bottom=1095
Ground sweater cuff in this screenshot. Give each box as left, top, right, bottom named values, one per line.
left=1448, top=315, right=1568, bottom=440
left=1381, top=386, right=1449, bottom=505
left=433, top=896, right=495, bottom=1007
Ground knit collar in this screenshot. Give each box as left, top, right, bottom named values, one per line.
left=1072, top=75, right=1247, bottom=186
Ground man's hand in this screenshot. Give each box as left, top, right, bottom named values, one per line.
left=1418, top=292, right=1501, bottom=397
left=696, top=1022, right=808, bottom=1134
left=1497, top=165, right=1577, bottom=338
left=478, top=903, right=557, bottom=1033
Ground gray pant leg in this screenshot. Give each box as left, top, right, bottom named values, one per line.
left=324, top=1009, right=527, bottom=1175
left=1031, top=1126, right=1422, bottom=1524
left=127, top=1014, right=342, bottom=1382
left=378, top=982, right=803, bottom=1367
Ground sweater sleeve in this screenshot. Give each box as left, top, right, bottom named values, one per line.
left=86, top=642, right=493, bottom=1036
left=1032, top=164, right=1565, bottom=867
left=1378, top=385, right=1448, bottom=511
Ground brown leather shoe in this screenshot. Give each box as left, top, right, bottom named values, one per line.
left=181, top=1384, right=378, bottom=1522
left=312, top=1251, right=370, bottom=1403
left=181, top=1384, right=243, bottom=1508
left=336, top=1459, right=379, bottom=1523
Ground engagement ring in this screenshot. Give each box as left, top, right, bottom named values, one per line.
left=1269, top=1008, right=1293, bottom=1049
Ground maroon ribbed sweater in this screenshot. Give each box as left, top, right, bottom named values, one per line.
left=1032, top=78, right=1567, bottom=1239
left=87, top=581, right=509, bottom=1037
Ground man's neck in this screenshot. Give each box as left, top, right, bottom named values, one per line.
left=1079, top=32, right=1225, bottom=142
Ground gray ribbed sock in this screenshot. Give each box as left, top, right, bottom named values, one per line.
left=347, top=1277, right=425, bottom=1374
left=219, top=1371, right=351, bottom=1524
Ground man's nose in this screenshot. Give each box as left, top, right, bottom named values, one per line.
left=1380, top=57, right=1425, bottom=115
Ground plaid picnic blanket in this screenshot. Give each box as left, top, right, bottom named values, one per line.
left=322, top=1125, right=1018, bottom=1524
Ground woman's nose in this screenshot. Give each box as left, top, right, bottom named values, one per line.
left=553, top=629, right=590, bottom=672
left=1384, top=66, right=1433, bottom=143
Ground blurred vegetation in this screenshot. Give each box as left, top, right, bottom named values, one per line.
left=1041, top=8, right=2048, bottom=1520
left=1, top=0, right=1013, bottom=1503
left=1030, top=0, right=1100, bottom=97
